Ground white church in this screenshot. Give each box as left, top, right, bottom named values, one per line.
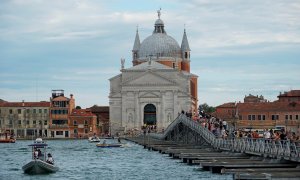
left=109, top=10, right=198, bottom=135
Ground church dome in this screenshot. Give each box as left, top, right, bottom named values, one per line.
left=139, top=33, right=181, bottom=58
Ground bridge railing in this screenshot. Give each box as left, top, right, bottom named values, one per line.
left=151, top=114, right=300, bottom=161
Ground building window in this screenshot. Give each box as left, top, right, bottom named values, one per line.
left=290, top=115, right=293, bottom=120
left=18, top=120, right=21, bottom=125
left=44, top=109, right=47, bottom=113
left=258, top=115, right=261, bottom=120
left=252, top=115, right=255, bottom=120
left=285, top=115, right=288, bottom=120
left=26, top=120, right=29, bottom=125
left=272, top=115, right=275, bottom=120
left=26, top=109, right=30, bottom=113
left=239, top=115, right=242, bottom=120
left=33, top=120, right=36, bottom=125
left=185, top=52, right=188, bottom=59
left=18, top=109, right=22, bottom=114
left=248, top=115, right=251, bottom=120
left=56, top=131, right=63, bottom=135
left=74, top=129, right=78, bottom=134
left=9, top=109, right=13, bottom=114
left=74, top=120, right=77, bottom=126
left=39, top=109, right=42, bottom=113
left=52, top=120, right=68, bottom=125
left=44, top=120, right=47, bottom=125
left=33, top=109, right=36, bottom=114
left=172, top=62, right=175, bottom=69
left=0, top=109, right=1, bottom=114
left=296, top=115, right=299, bottom=120
left=262, top=115, right=266, bottom=120
left=84, top=120, right=88, bottom=125
left=9, top=120, right=13, bottom=125
left=84, top=129, right=88, bottom=134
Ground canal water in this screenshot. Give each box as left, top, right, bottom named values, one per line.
left=0, top=139, right=233, bottom=180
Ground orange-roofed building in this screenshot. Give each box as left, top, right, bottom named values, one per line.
left=0, top=100, right=50, bottom=138
left=69, top=109, right=98, bottom=138
left=49, top=90, right=75, bottom=138
left=215, top=90, right=300, bottom=133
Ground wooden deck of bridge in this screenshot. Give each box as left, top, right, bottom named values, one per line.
left=125, top=136, right=300, bottom=179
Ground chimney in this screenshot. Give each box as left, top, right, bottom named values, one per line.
left=70, top=94, right=73, bottom=99
left=22, top=100, right=25, bottom=107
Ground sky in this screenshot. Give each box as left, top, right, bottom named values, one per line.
left=1, top=0, right=300, bottom=108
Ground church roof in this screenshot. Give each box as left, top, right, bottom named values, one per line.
left=181, top=29, right=191, bottom=51
left=181, top=70, right=198, bottom=77
left=139, top=33, right=181, bottom=59
left=132, top=29, right=140, bottom=51
left=125, top=61, right=173, bottom=70
left=137, top=11, right=181, bottom=59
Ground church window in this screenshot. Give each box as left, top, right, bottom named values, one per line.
left=185, top=52, right=188, bottom=59
left=172, top=63, right=175, bottom=69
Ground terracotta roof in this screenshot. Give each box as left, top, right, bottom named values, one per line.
left=216, top=102, right=236, bottom=108
left=0, top=101, right=50, bottom=107
left=237, top=101, right=300, bottom=112
left=70, top=109, right=96, bottom=117
left=52, top=96, right=69, bottom=101
left=89, top=105, right=109, bottom=113
left=278, top=90, right=300, bottom=97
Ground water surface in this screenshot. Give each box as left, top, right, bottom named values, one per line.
left=0, top=139, right=233, bottom=180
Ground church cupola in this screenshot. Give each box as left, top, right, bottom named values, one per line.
left=181, top=28, right=191, bottom=72
left=132, top=28, right=140, bottom=64
left=153, top=9, right=166, bottom=34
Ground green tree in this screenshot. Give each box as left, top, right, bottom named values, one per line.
left=198, top=103, right=215, bottom=114
left=75, top=106, right=81, bottom=109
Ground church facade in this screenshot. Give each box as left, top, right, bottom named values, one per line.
left=109, top=11, right=198, bottom=135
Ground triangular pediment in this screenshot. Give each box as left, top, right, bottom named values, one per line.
left=139, top=91, right=160, bottom=98
left=123, top=71, right=176, bottom=86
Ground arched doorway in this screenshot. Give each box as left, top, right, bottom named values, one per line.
left=144, top=104, right=156, bottom=125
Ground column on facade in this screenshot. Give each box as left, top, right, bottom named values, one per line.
left=134, top=91, right=139, bottom=129
left=156, top=101, right=161, bottom=130
left=160, top=91, right=165, bottom=130
left=173, top=90, right=178, bottom=119
left=121, top=91, right=126, bottom=128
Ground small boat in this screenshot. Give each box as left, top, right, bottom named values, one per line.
left=96, top=143, right=123, bottom=148
left=22, top=138, right=58, bottom=174
left=0, top=133, right=16, bottom=143
left=88, top=136, right=100, bottom=143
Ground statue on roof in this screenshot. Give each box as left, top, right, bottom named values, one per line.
left=121, top=58, right=125, bottom=69
left=157, top=8, right=161, bottom=19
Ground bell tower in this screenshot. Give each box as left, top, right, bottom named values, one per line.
left=181, top=28, right=191, bottom=72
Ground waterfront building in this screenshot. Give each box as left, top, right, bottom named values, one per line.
left=69, top=109, right=98, bottom=138
left=89, top=105, right=109, bottom=135
left=49, top=90, right=75, bottom=138
left=0, top=100, right=50, bottom=138
left=215, top=90, right=300, bottom=133
left=109, top=10, right=198, bottom=135
left=244, top=94, right=267, bottom=103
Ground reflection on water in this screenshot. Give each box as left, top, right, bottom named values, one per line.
left=0, top=139, right=232, bottom=180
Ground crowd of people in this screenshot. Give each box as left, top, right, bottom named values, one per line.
left=194, top=110, right=300, bottom=142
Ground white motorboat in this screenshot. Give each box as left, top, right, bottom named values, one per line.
left=22, top=138, right=58, bottom=174
left=88, top=136, right=100, bottom=143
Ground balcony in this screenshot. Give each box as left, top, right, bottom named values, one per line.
left=49, top=124, right=69, bottom=129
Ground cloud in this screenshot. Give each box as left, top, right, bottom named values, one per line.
left=0, top=0, right=299, bottom=108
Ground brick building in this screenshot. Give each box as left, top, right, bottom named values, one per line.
left=49, top=90, right=75, bottom=138
left=0, top=90, right=106, bottom=139
left=69, top=109, right=98, bottom=138
left=215, top=90, right=300, bottom=133
left=89, top=105, right=109, bottom=135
